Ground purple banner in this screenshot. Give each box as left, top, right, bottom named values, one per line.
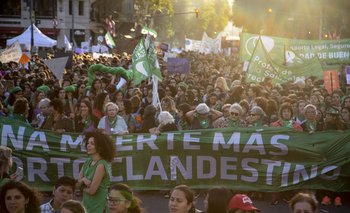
left=167, top=58, right=190, bottom=74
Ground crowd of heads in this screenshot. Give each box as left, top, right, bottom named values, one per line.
left=0, top=46, right=349, bottom=212
left=2, top=49, right=349, bottom=136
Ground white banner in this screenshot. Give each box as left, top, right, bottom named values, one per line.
left=92, top=52, right=113, bottom=59
left=200, top=32, right=222, bottom=54
left=91, top=44, right=109, bottom=53
left=185, top=38, right=202, bottom=52
left=0, top=41, right=22, bottom=63
left=81, top=42, right=90, bottom=53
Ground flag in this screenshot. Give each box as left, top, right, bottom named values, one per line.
left=131, top=38, right=163, bottom=85
left=19, top=53, right=30, bottom=65
left=105, top=32, right=116, bottom=49
left=247, top=37, right=323, bottom=85
left=141, top=26, right=157, bottom=38
left=64, top=35, right=72, bottom=51
left=44, top=57, right=69, bottom=80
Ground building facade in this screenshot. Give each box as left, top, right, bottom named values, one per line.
left=0, top=0, right=135, bottom=50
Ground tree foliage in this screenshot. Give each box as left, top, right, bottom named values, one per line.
left=134, top=0, right=231, bottom=45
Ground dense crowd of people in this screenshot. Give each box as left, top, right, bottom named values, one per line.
left=0, top=46, right=349, bottom=212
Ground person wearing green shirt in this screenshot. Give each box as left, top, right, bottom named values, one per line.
left=76, top=130, right=116, bottom=213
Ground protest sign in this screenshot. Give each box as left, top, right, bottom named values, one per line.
left=0, top=41, right=22, bottom=63
left=323, top=70, right=340, bottom=94
left=200, top=32, right=222, bottom=54
left=167, top=58, right=190, bottom=74
left=1, top=117, right=350, bottom=192
left=185, top=38, right=202, bottom=52
left=81, top=42, right=90, bottom=53
left=240, top=32, right=350, bottom=64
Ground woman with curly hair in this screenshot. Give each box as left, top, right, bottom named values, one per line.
left=76, top=130, right=116, bottom=213
left=108, top=183, right=145, bottom=213
left=0, top=180, right=40, bottom=213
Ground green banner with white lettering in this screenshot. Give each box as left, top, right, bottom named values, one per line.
left=246, top=37, right=324, bottom=84
left=1, top=117, right=350, bottom=192
left=240, top=32, right=350, bottom=64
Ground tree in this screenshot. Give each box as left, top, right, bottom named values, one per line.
left=162, top=0, right=231, bottom=45
left=134, top=0, right=173, bottom=30
left=134, top=0, right=231, bottom=45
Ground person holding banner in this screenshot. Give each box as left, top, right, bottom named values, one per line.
left=215, top=103, right=245, bottom=128
left=74, top=100, right=98, bottom=133
left=186, top=103, right=223, bottom=130
left=271, top=103, right=303, bottom=131
left=301, top=104, right=323, bottom=134
left=247, top=106, right=268, bottom=128
left=98, top=102, right=128, bottom=135
left=77, top=130, right=116, bottom=213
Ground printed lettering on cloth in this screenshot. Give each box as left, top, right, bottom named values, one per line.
left=240, top=32, right=350, bottom=64
left=1, top=117, right=350, bottom=192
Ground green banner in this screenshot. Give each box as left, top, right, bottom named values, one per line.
left=247, top=38, right=324, bottom=84
left=1, top=117, right=350, bottom=192
left=240, top=32, right=350, bottom=64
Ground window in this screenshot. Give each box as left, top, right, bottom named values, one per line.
left=0, top=0, right=21, bottom=17
left=79, top=1, right=84, bottom=16
left=35, top=0, right=57, bottom=18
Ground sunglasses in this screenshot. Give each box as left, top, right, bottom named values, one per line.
left=230, top=112, right=239, bottom=116
left=250, top=114, right=258, bottom=116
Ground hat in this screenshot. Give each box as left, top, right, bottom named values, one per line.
left=250, top=106, right=265, bottom=116
left=9, top=86, right=22, bottom=94
left=228, top=194, right=260, bottom=212
left=221, top=104, right=231, bottom=111
left=64, top=85, right=76, bottom=93
left=195, top=103, right=210, bottom=115
left=36, top=85, right=50, bottom=93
